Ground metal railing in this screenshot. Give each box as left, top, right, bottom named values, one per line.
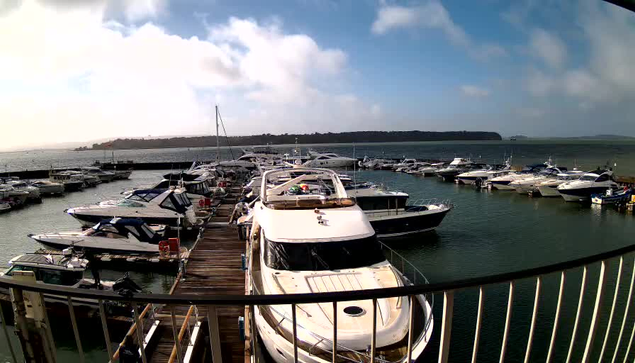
left=2, top=243, right=635, bottom=362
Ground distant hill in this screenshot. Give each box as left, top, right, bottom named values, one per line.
left=551, top=134, right=635, bottom=140
left=80, top=130, right=502, bottom=150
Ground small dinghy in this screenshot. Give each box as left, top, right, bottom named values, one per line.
left=591, top=188, right=632, bottom=205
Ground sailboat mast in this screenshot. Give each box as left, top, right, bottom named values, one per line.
left=215, top=105, right=220, bottom=162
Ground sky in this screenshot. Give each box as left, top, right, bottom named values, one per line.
left=1, top=0, right=635, bottom=150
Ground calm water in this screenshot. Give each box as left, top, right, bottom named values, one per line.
left=1, top=141, right=635, bottom=362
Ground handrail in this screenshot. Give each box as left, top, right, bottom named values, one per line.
left=2, top=242, right=635, bottom=304
left=168, top=305, right=195, bottom=363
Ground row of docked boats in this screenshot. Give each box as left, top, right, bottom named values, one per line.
left=0, top=167, right=133, bottom=213
left=379, top=155, right=624, bottom=203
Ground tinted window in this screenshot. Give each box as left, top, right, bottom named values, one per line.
left=39, top=269, right=83, bottom=286
left=264, top=236, right=385, bottom=271
left=595, top=174, right=609, bottom=182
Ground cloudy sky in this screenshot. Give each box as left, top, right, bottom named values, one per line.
left=1, top=0, right=635, bottom=150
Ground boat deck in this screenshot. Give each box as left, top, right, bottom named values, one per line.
left=145, top=190, right=249, bottom=363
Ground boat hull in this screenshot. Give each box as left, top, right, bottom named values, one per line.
left=31, top=236, right=159, bottom=255
left=68, top=212, right=181, bottom=228
left=367, top=206, right=451, bottom=238
left=558, top=187, right=611, bottom=202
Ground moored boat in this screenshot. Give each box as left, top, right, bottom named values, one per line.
left=249, top=168, right=434, bottom=363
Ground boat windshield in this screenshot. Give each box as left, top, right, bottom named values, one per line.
left=127, top=191, right=162, bottom=202
left=117, top=199, right=145, bottom=208
left=264, top=236, right=386, bottom=271
left=5, top=265, right=83, bottom=286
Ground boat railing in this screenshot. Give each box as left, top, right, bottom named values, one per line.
left=3, top=243, right=635, bottom=363
left=407, top=198, right=453, bottom=209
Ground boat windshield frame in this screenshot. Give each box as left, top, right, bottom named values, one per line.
left=263, top=235, right=386, bottom=271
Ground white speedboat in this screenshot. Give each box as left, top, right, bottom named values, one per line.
left=0, top=201, right=10, bottom=213
left=536, top=171, right=584, bottom=197
left=113, top=169, right=133, bottom=180
left=436, top=158, right=474, bottom=181
left=456, top=158, right=513, bottom=186
left=65, top=188, right=198, bottom=227
left=3, top=179, right=41, bottom=203
left=416, top=162, right=444, bottom=176
left=510, top=167, right=567, bottom=195
left=81, top=167, right=116, bottom=183
left=304, top=152, right=357, bottom=168
left=250, top=168, right=434, bottom=363
left=0, top=184, right=29, bottom=207
left=557, top=170, right=619, bottom=202
left=29, top=218, right=168, bottom=254
left=489, top=162, right=551, bottom=190
left=30, top=180, right=65, bottom=196
left=124, top=179, right=213, bottom=212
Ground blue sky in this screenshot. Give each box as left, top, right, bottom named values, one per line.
left=1, top=0, right=635, bottom=150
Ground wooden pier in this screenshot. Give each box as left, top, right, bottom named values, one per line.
left=139, top=188, right=249, bottom=363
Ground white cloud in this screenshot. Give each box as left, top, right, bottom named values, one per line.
left=0, top=0, right=377, bottom=150
left=460, top=85, right=489, bottom=97
left=529, top=28, right=566, bottom=69
left=371, top=1, right=506, bottom=60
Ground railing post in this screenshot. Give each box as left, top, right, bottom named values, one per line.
left=546, top=271, right=566, bottom=363
left=132, top=302, right=148, bottom=363
left=471, top=287, right=484, bottom=363
left=499, top=281, right=514, bottom=363
left=66, top=297, right=85, bottom=363
left=170, top=307, right=184, bottom=363
left=0, top=300, right=17, bottom=363
left=623, top=321, right=635, bottom=363
left=524, top=276, right=541, bottom=363
left=612, top=257, right=635, bottom=363
left=207, top=306, right=223, bottom=363
left=407, top=295, right=415, bottom=363
left=98, top=299, right=114, bottom=362
left=292, top=304, right=298, bottom=363
left=600, top=257, right=623, bottom=362
left=566, top=265, right=588, bottom=363
left=438, top=290, right=454, bottom=363
left=332, top=301, right=337, bottom=363
left=582, top=261, right=607, bottom=363
left=371, top=298, right=377, bottom=362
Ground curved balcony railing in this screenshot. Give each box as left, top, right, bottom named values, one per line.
left=1, top=242, right=635, bottom=363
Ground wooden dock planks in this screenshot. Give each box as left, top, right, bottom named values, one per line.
left=148, top=196, right=248, bottom=363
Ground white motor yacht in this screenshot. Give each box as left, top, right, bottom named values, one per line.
left=50, top=171, right=85, bottom=192
left=489, top=162, right=551, bottom=190
left=81, top=167, right=116, bottom=183
left=509, top=167, right=567, bottom=195
left=304, top=152, right=357, bottom=168
left=65, top=188, right=198, bottom=227
left=3, top=179, right=41, bottom=203
left=557, top=170, right=619, bottom=202
left=435, top=158, right=474, bottom=181
left=0, top=184, right=29, bottom=207
left=456, top=158, right=513, bottom=186
left=536, top=171, right=585, bottom=197
left=249, top=168, right=433, bottom=363
left=30, top=180, right=65, bottom=196
left=29, top=218, right=170, bottom=254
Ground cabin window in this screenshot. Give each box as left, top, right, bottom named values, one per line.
left=39, top=269, right=83, bottom=286
left=5, top=265, right=35, bottom=276
left=595, top=174, right=610, bottom=182
left=264, top=236, right=386, bottom=271
left=155, top=180, right=170, bottom=189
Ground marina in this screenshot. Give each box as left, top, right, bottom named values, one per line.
left=2, top=142, right=635, bottom=363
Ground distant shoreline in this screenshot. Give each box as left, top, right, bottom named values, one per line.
left=77, top=130, right=503, bottom=151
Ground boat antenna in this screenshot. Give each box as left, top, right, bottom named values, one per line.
left=216, top=107, right=235, bottom=160
left=215, top=105, right=220, bottom=163
left=353, top=143, right=357, bottom=201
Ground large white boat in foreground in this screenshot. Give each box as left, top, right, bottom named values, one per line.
left=249, top=168, right=433, bottom=363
